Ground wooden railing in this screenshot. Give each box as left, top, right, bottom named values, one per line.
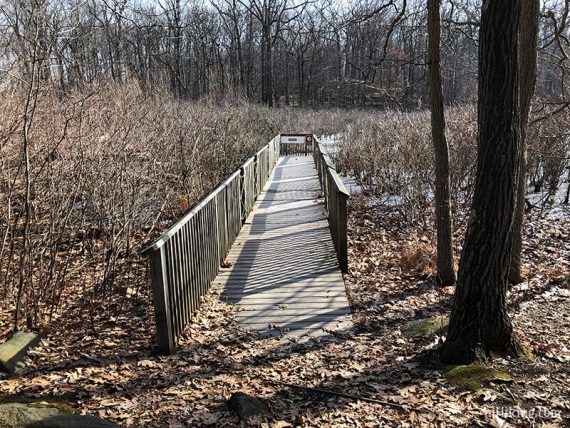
left=142, top=136, right=280, bottom=354
left=313, top=137, right=350, bottom=273
left=143, top=134, right=348, bottom=354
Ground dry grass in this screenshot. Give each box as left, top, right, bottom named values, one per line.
left=0, top=80, right=568, bottom=337
left=336, top=106, right=477, bottom=223
left=399, top=237, right=436, bottom=276
left=0, top=82, right=354, bottom=333
left=336, top=105, right=569, bottom=223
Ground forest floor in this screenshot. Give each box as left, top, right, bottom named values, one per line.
left=0, top=195, right=569, bottom=427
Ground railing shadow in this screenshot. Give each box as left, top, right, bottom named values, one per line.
left=220, top=155, right=351, bottom=338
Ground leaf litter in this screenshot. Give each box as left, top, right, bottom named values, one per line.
left=0, top=194, right=568, bottom=427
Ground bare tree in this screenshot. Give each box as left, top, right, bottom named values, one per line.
left=238, top=0, right=312, bottom=106
left=508, top=0, right=540, bottom=284
left=428, top=0, right=455, bottom=285
left=441, top=0, right=526, bottom=364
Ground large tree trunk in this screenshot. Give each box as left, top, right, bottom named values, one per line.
left=440, top=0, right=524, bottom=365
left=508, top=0, right=540, bottom=284
left=427, top=0, right=456, bottom=285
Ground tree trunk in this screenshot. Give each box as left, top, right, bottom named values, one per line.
left=260, top=28, right=274, bottom=107
left=260, top=28, right=268, bottom=104
left=508, top=0, right=539, bottom=284
left=440, top=0, right=524, bottom=365
left=265, top=42, right=274, bottom=107
left=564, top=167, right=570, bottom=205
left=428, top=0, right=456, bottom=285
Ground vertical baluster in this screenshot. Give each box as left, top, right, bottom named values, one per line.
left=196, top=210, right=204, bottom=305
left=233, top=177, right=239, bottom=241
left=205, top=201, right=212, bottom=287
left=211, top=199, right=218, bottom=285
left=201, top=207, right=208, bottom=295
left=209, top=200, right=216, bottom=289
left=228, top=180, right=234, bottom=244
left=190, top=215, right=198, bottom=313
left=173, top=234, right=184, bottom=337
left=180, top=230, right=189, bottom=327
left=217, top=191, right=223, bottom=261
left=174, top=232, right=184, bottom=329
left=205, top=203, right=213, bottom=293
left=178, top=223, right=191, bottom=322
left=213, top=193, right=221, bottom=268
left=181, top=223, right=190, bottom=326
left=165, top=241, right=179, bottom=340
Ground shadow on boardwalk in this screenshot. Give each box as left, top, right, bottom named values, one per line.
left=214, top=156, right=352, bottom=337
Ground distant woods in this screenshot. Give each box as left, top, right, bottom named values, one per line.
left=0, top=0, right=568, bottom=108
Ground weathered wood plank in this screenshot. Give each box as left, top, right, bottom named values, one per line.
left=146, top=137, right=351, bottom=352
left=233, top=301, right=350, bottom=308
left=215, top=155, right=352, bottom=337
left=144, top=139, right=280, bottom=354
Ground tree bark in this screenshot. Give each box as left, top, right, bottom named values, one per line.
left=261, top=26, right=273, bottom=106
left=428, top=0, right=456, bottom=285
left=266, top=36, right=274, bottom=107
left=508, top=0, right=539, bottom=284
left=564, top=168, right=570, bottom=205
left=440, top=0, right=525, bottom=365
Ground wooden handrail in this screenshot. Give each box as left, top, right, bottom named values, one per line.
left=312, top=136, right=350, bottom=272
left=141, top=170, right=241, bottom=254
left=144, top=138, right=280, bottom=354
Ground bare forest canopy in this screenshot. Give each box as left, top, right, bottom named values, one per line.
left=0, top=0, right=568, bottom=108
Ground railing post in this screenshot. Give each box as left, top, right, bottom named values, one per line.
left=150, top=247, right=174, bottom=354
left=239, top=165, right=246, bottom=224
left=338, top=192, right=349, bottom=273
left=253, top=153, right=259, bottom=199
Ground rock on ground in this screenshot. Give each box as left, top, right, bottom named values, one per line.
left=0, top=332, right=41, bottom=373
left=227, top=392, right=270, bottom=420
left=0, top=403, right=118, bottom=428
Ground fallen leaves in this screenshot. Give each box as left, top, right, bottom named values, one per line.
left=0, top=194, right=568, bottom=427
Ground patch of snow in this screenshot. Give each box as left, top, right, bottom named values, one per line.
left=526, top=181, right=569, bottom=221
left=318, top=134, right=363, bottom=195
left=318, top=135, right=569, bottom=218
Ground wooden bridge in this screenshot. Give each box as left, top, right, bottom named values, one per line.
left=143, top=135, right=351, bottom=354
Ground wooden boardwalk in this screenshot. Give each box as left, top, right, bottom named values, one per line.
left=211, top=156, right=352, bottom=337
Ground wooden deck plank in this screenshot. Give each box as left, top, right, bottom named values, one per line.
left=214, top=155, right=352, bottom=337
left=234, top=302, right=349, bottom=309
